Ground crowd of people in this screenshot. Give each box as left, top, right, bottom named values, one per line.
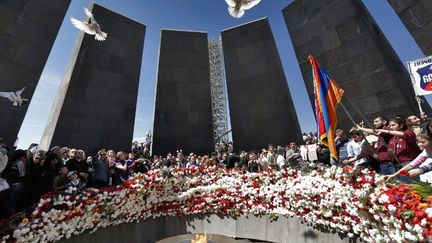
left=302, top=132, right=319, bottom=144
left=334, top=114, right=432, bottom=181
left=1, top=113, right=432, bottom=219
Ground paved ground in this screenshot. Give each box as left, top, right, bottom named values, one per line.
left=234, top=239, right=272, bottom=242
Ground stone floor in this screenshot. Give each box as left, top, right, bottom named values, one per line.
left=234, top=240, right=271, bottom=242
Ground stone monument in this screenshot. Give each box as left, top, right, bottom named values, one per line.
left=283, top=0, right=429, bottom=130
left=0, top=0, right=71, bottom=146
left=221, top=18, right=302, bottom=151
left=40, top=3, right=145, bottom=154
left=152, top=29, right=214, bottom=155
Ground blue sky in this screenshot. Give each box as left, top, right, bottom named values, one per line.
left=16, top=0, right=430, bottom=149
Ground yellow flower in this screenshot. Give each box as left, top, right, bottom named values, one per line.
left=419, top=203, right=428, bottom=208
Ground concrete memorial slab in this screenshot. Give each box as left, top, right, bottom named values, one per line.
left=40, top=3, right=145, bottom=154
left=221, top=18, right=302, bottom=151
left=283, top=0, right=430, bottom=130
left=388, top=0, right=432, bottom=56
left=0, top=0, right=71, bottom=146
left=152, top=29, right=214, bottom=156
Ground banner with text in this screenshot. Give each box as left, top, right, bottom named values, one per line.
left=407, top=55, right=432, bottom=96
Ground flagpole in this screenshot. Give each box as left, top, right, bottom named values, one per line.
left=339, top=100, right=375, bottom=144
left=415, top=95, right=424, bottom=114
left=340, top=98, right=401, bottom=164
left=344, top=96, right=376, bottom=130
left=339, top=101, right=379, bottom=163
left=308, top=54, right=401, bottom=165
left=339, top=101, right=358, bottom=128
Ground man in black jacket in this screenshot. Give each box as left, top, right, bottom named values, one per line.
left=226, top=152, right=240, bottom=169
left=66, top=149, right=88, bottom=181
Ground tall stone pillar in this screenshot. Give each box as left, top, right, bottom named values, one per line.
left=0, top=0, right=71, bottom=146
left=221, top=18, right=302, bottom=151
left=152, top=30, right=214, bottom=156
left=388, top=0, right=432, bottom=56
left=40, top=3, right=145, bottom=154
left=283, top=0, right=429, bottom=131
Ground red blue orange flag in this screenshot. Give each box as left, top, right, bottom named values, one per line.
left=309, top=55, right=344, bottom=160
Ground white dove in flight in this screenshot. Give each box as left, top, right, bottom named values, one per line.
left=225, top=0, right=262, bottom=18
left=0, top=87, right=29, bottom=106
left=70, top=8, right=108, bottom=41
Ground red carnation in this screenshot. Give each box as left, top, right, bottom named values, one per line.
left=399, top=170, right=409, bottom=177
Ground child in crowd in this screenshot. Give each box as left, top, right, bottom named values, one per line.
left=126, top=153, right=136, bottom=174
left=343, top=129, right=373, bottom=168
left=67, top=171, right=86, bottom=190
left=378, top=117, right=419, bottom=182
left=259, top=149, right=269, bottom=171
left=387, top=132, right=432, bottom=181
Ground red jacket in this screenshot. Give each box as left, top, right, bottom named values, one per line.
left=376, top=127, right=392, bottom=162
left=388, top=129, right=419, bottom=163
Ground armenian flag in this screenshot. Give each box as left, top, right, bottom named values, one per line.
left=309, top=55, right=344, bottom=160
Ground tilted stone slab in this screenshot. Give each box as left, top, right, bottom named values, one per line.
left=40, top=3, right=145, bottom=154
left=0, top=0, right=71, bottom=146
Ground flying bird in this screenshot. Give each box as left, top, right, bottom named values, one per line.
left=70, top=8, right=108, bottom=41
left=225, top=0, right=262, bottom=18
left=0, top=87, right=29, bottom=106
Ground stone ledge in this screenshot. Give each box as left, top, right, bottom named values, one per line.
left=62, top=214, right=352, bottom=243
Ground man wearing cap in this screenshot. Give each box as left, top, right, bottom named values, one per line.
left=67, top=170, right=85, bottom=190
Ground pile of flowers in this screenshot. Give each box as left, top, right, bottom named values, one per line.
left=365, top=182, right=432, bottom=242
left=1, top=165, right=432, bottom=242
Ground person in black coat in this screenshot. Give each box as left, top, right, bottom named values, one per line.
left=247, top=151, right=260, bottom=173
left=66, top=149, right=89, bottom=181
left=226, top=152, right=240, bottom=169
left=25, top=150, right=46, bottom=205
left=316, top=144, right=331, bottom=165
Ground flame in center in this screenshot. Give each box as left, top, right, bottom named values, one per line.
left=192, top=233, right=207, bottom=243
